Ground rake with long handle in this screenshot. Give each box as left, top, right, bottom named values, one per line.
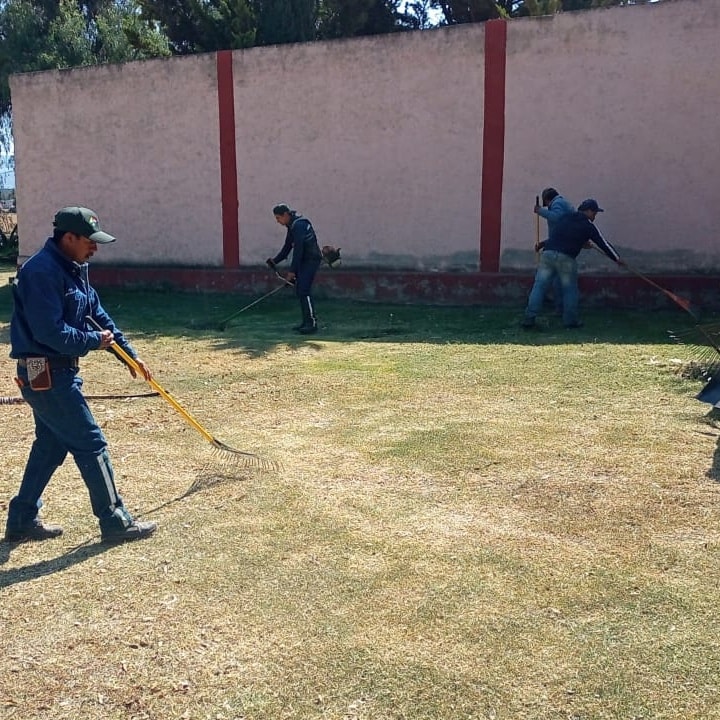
left=534, top=195, right=540, bottom=265
left=86, top=316, right=278, bottom=470
left=621, top=260, right=699, bottom=321
left=591, top=246, right=699, bottom=321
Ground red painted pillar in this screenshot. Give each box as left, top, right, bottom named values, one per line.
left=479, top=19, right=507, bottom=273
left=217, top=50, right=240, bottom=268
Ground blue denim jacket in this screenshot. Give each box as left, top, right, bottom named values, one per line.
left=537, top=195, right=575, bottom=235
left=10, top=238, right=137, bottom=360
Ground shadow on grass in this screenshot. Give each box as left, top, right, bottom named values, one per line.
left=0, top=539, right=111, bottom=587
left=0, top=468, right=249, bottom=587
left=0, top=267, right=712, bottom=358
left=102, top=288, right=714, bottom=357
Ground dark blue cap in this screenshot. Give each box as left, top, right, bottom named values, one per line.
left=578, top=199, right=604, bottom=213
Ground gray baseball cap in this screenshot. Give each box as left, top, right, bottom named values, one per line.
left=53, top=207, right=116, bottom=243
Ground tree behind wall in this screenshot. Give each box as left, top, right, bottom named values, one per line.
left=137, top=0, right=256, bottom=54
left=437, top=0, right=658, bottom=24
left=316, top=0, right=406, bottom=39
left=254, top=0, right=315, bottom=44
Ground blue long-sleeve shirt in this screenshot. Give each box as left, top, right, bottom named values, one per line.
left=10, top=238, right=137, bottom=360
left=544, top=211, right=620, bottom=262
left=537, top=195, right=575, bottom=235
left=271, top=213, right=322, bottom=273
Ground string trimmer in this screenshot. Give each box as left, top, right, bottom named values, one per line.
left=217, top=271, right=295, bottom=331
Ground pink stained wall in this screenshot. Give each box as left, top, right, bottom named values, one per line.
left=502, top=0, right=720, bottom=272
left=231, top=27, right=486, bottom=270
left=11, top=54, right=224, bottom=265
left=8, top=0, right=720, bottom=275
left=11, top=28, right=486, bottom=270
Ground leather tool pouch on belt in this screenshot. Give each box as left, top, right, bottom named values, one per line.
left=27, top=357, right=52, bottom=391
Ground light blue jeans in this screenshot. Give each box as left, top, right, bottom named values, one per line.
left=524, top=250, right=579, bottom=326
left=6, top=366, right=134, bottom=535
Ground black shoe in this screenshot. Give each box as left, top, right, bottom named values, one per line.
left=298, top=324, right=318, bottom=335
left=4, top=519, right=64, bottom=543
left=564, top=322, right=584, bottom=329
left=102, top=521, right=157, bottom=544
left=520, top=318, right=536, bottom=329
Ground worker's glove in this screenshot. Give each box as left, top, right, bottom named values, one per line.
left=266, top=258, right=276, bottom=269
left=321, top=245, right=341, bottom=267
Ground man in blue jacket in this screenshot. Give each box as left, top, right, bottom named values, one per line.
left=522, top=199, right=624, bottom=329
left=4, top=207, right=157, bottom=544
left=267, top=203, right=322, bottom=334
left=534, top=187, right=575, bottom=313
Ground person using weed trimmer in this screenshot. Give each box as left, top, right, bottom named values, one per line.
left=522, top=199, right=625, bottom=330
left=266, top=203, right=322, bottom=335
left=4, top=207, right=157, bottom=545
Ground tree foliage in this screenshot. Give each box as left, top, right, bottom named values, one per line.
left=254, top=0, right=314, bottom=45
left=316, top=0, right=408, bottom=40
left=436, top=0, right=657, bottom=24
left=137, top=0, right=256, bottom=54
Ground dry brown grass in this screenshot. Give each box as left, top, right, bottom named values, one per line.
left=1, top=272, right=720, bottom=719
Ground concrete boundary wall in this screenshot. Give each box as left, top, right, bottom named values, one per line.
left=9, top=0, right=720, bottom=306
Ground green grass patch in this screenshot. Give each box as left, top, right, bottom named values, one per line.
left=1, top=267, right=719, bottom=719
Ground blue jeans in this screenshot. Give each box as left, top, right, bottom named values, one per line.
left=6, top=365, right=134, bottom=535
left=524, top=250, right=579, bottom=326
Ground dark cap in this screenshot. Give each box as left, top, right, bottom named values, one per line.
left=53, top=207, right=116, bottom=243
left=578, top=199, right=604, bottom=213
left=541, top=187, right=559, bottom=205
left=272, top=203, right=292, bottom=216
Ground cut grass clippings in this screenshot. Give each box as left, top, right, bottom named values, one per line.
left=1, top=267, right=720, bottom=719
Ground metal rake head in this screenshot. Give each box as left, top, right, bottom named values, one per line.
left=210, top=439, right=281, bottom=471
left=669, top=323, right=720, bottom=380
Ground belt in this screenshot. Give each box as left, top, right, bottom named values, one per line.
left=17, top=356, right=80, bottom=370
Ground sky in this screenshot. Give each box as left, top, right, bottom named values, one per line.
left=1, top=143, right=14, bottom=189
left=0, top=159, right=14, bottom=189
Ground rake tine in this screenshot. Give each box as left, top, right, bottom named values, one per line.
left=86, top=316, right=278, bottom=470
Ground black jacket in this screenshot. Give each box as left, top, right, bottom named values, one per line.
left=544, top=211, right=620, bottom=262
left=272, top=213, right=322, bottom=273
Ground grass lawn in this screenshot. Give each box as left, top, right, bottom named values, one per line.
left=1, top=266, right=719, bottom=719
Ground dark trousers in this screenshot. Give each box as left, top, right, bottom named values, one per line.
left=295, top=260, right=321, bottom=327
left=6, top=365, right=134, bottom=534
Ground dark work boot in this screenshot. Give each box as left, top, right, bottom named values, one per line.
left=4, top=518, right=64, bottom=543
left=295, top=296, right=318, bottom=334
left=101, top=520, right=158, bottom=544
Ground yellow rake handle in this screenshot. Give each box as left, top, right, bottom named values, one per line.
left=86, top=316, right=215, bottom=444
